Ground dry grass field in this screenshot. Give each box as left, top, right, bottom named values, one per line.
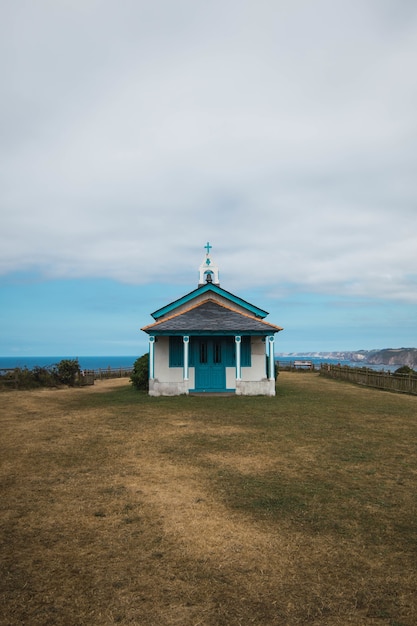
left=1, top=373, right=416, bottom=626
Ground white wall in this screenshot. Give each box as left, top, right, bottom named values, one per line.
left=149, top=334, right=273, bottom=396
left=241, top=337, right=267, bottom=381
left=151, top=337, right=195, bottom=394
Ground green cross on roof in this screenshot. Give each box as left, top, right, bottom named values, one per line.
left=204, top=242, right=212, bottom=255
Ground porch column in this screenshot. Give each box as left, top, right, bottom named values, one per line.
left=149, top=336, right=155, bottom=379
left=183, top=336, right=189, bottom=380
left=268, top=336, right=275, bottom=380
left=235, top=335, right=242, bottom=380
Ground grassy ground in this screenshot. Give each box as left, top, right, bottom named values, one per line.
left=1, top=373, right=416, bottom=625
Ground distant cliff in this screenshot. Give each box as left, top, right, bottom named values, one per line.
left=365, top=348, right=417, bottom=368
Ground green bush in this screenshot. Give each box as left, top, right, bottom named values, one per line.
left=130, top=353, right=149, bottom=391
left=32, top=366, right=59, bottom=387
left=394, top=365, right=416, bottom=376
left=55, top=359, right=80, bottom=386
left=0, top=366, right=57, bottom=390
left=0, top=368, right=31, bottom=390
left=0, top=360, right=81, bottom=390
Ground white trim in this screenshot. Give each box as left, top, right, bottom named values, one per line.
left=149, top=336, right=155, bottom=379
left=235, top=335, right=241, bottom=380
left=268, top=336, right=275, bottom=380
left=183, top=336, right=189, bottom=380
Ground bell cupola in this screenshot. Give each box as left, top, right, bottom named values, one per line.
left=198, top=242, right=220, bottom=287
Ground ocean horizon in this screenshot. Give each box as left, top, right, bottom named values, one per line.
left=0, top=355, right=138, bottom=371
left=0, top=354, right=398, bottom=372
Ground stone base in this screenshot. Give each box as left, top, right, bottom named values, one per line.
left=148, top=379, right=276, bottom=397
left=235, top=379, right=276, bottom=396
left=148, top=379, right=189, bottom=396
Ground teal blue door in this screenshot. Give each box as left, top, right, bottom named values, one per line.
left=194, top=338, right=226, bottom=391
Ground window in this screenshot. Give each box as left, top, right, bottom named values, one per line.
left=200, top=341, right=208, bottom=364
left=214, top=342, right=222, bottom=364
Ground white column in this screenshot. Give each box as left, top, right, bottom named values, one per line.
left=183, top=336, right=189, bottom=380
left=149, top=336, right=155, bottom=379
left=235, top=336, right=241, bottom=380
left=268, top=336, right=275, bottom=380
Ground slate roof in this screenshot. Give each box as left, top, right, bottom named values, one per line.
left=142, top=299, right=283, bottom=335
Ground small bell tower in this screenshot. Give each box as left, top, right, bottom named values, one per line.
left=198, top=242, right=220, bottom=287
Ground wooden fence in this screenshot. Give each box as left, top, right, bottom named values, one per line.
left=0, top=369, right=19, bottom=388
left=91, top=367, right=133, bottom=380
left=319, top=364, right=417, bottom=395
left=78, top=367, right=134, bottom=385
left=276, top=360, right=316, bottom=371
left=77, top=370, right=95, bottom=386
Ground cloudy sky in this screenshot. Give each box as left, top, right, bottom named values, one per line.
left=1, top=0, right=416, bottom=357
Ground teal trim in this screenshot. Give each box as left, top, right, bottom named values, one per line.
left=151, top=284, right=269, bottom=320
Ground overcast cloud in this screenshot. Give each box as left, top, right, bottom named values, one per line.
left=2, top=0, right=417, bottom=306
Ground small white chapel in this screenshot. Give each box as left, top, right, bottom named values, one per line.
left=141, top=243, right=283, bottom=396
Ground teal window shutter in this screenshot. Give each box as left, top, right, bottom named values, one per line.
left=241, top=336, right=251, bottom=367
left=225, top=337, right=235, bottom=366
left=169, top=336, right=184, bottom=367
left=189, top=337, right=195, bottom=366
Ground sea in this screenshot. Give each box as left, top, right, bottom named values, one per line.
left=0, top=356, right=138, bottom=371
left=0, top=354, right=398, bottom=372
